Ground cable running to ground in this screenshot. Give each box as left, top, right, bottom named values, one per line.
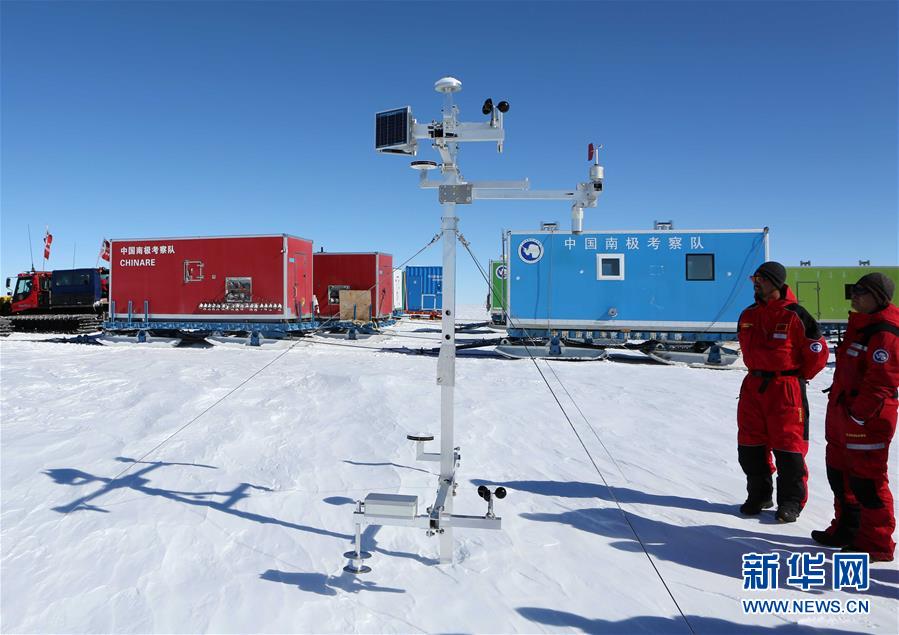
left=309, top=234, right=441, bottom=334
left=459, top=234, right=695, bottom=635
left=460, top=235, right=628, bottom=480
left=107, top=234, right=443, bottom=483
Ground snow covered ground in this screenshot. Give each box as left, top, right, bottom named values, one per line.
left=2, top=306, right=897, bottom=633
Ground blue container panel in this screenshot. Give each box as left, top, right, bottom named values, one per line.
left=508, top=230, right=767, bottom=332
left=404, top=266, right=443, bottom=311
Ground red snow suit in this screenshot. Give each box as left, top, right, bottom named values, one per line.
left=737, top=287, right=829, bottom=511
left=823, top=303, right=899, bottom=560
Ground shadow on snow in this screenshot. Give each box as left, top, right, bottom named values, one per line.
left=477, top=479, right=898, bottom=602
left=516, top=607, right=862, bottom=634
left=472, top=479, right=737, bottom=516
left=44, top=457, right=432, bottom=590
left=259, top=568, right=404, bottom=595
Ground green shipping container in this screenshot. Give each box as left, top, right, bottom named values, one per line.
left=489, top=259, right=508, bottom=312
left=785, top=266, right=899, bottom=323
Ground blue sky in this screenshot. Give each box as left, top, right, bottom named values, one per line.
left=2, top=0, right=896, bottom=303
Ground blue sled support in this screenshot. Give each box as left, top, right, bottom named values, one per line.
left=103, top=318, right=319, bottom=338
left=506, top=327, right=739, bottom=344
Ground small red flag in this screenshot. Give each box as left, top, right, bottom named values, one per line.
left=43, top=230, right=53, bottom=260
left=100, top=239, right=111, bottom=262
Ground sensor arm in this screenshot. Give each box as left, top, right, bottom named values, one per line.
left=419, top=178, right=530, bottom=191
left=411, top=121, right=505, bottom=143
left=416, top=172, right=599, bottom=234
left=473, top=184, right=599, bottom=234
left=471, top=187, right=597, bottom=203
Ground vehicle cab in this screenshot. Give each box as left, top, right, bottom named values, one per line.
left=6, top=272, right=51, bottom=314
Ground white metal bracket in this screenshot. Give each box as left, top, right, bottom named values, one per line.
left=438, top=184, right=473, bottom=204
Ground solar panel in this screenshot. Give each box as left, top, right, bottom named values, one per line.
left=375, top=107, right=411, bottom=151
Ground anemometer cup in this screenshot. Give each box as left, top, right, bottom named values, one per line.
left=478, top=485, right=507, bottom=501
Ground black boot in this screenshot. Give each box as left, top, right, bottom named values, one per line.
left=738, top=445, right=773, bottom=516
left=776, top=502, right=801, bottom=523
left=811, top=529, right=850, bottom=547
left=812, top=466, right=860, bottom=547
left=773, top=449, right=807, bottom=521
left=740, top=498, right=774, bottom=515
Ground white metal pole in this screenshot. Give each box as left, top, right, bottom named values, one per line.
left=438, top=198, right=457, bottom=563
left=436, top=86, right=459, bottom=564
left=358, top=76, right=602, bottom=572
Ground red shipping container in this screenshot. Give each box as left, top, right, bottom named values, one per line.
left=312, top=252, right=393, bottom=319
left=110, top=234, right=314, bottom=321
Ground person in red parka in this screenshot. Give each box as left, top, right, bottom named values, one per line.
left=813, top=272, right=899, bottom=561
left=737, top=261, right=829, bottom=523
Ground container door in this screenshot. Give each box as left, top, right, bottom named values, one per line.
left=38, top=275, right=51, bottom=309
left=293, top=253, right=307, bottom=318
left=434, top=274, right=443, bottom=310
left=796, top=281, right=820, bottom=319
left=393, top=270, right=403, bottom=311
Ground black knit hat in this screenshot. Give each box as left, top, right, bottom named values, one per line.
left=855, top=272, right=895, bottom=307
left=754, top=261, right=787, bottom=289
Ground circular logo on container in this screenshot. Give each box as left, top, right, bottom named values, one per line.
left=873, top=349, right=890, bottom=363
left=518, top=239, right=544, bottom=264
left=495, top=264, right=508, bottom=280
left=810, top=342, right=823, bottom=353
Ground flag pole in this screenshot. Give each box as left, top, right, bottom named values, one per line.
left=27, top=225, right=35, bottom=271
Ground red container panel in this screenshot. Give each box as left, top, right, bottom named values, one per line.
left=285, top=236, right=314, bottom=319
left=376, top=253, right=393, bottom=318
left=110, top=234, right=313, bottom=320
left=312, top=252, right=393, bottom=319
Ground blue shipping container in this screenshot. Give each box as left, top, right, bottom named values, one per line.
left=404, top=266, right=443, bottom=311
left=507, top=228, right=768, bottom=333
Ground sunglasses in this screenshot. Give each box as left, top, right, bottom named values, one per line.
left=850, top=285, right=871, bottom=297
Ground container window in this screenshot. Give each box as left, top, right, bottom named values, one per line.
left=686, top=254, right=715, bottom=281
left=597, top=254, right=625, bottom=280
left=328, top=284, right=350, bottom=305
left=225, top=277, right=252, bottom=303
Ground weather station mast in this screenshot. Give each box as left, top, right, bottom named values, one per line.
left=344, top=77, right=605, bottom=570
